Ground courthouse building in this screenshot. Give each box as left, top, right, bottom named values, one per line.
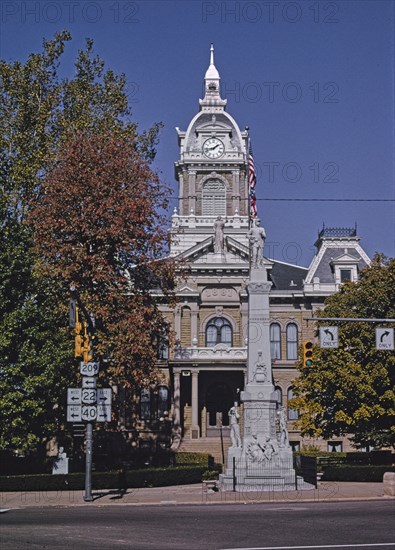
left=128, top=48, right=370, bottom=461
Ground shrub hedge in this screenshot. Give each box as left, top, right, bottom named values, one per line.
left=174, top=452, right=214, bottom=467
left=321, top=465, right=395, bottom=482
left=0, top=465, right=208, bottom=492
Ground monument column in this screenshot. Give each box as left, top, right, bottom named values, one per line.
left=220, top=219, right=296, bottom=491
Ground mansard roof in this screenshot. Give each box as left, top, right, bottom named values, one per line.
left=306, top=225, right=370, bottom=285
left=269, top=260, right=308, bottom=291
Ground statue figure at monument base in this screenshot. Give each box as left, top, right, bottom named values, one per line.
left=229, top=403, right=242, bottom=448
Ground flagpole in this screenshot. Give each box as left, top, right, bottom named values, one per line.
left=246, top=126, right=252, bottom=229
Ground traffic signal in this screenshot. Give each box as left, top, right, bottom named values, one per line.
left=303, top=341, right=313, bottom=367
left=82, top=325, right=94, bottom=363
left=74, top=306, right=84, bottom=358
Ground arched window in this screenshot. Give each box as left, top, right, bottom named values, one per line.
left=206, top=317, right=233, bottom=347
left=287, top=387, right=299, bottom=420
left=273, top=386, right=283, bottom=407
left=202, top=180, right=226, bottom=216
left=157, top=386, right=169, bottom=418
left=270, top=323, right=281, bottom=359
left=286, top=323, right=298, bottom=360
left=140, top=389, right=151, bottom=421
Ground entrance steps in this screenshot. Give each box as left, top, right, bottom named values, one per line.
left=178, top=436, right=232, bottom=465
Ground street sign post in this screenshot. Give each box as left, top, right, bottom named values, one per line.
left=376, top=328, right=394, bottom=350
left=319, top=326, right=339, bottom=348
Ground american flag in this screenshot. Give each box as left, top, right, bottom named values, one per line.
left=248, top=143, right=258, bottom=218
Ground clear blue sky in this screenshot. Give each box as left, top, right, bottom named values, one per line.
left=1, top=0, right=394, bottom=266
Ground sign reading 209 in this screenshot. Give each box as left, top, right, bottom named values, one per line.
left=80, top=362, right=100, bottom=376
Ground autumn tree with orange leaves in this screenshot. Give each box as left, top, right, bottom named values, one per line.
left=0, top=31, right=173, bottom=454
left=30, top=130, right=175, bottom=388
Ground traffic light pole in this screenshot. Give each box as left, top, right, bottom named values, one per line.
left=304, top=317, right=395, bottom=323
left=70, top=286, right=95, bottom=503
left=84, top=422, right=93, bottom=502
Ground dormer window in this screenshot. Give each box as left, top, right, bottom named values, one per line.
left=330, top=249, right=361, bottom=287
left=340, top=269, right=352, bottom=283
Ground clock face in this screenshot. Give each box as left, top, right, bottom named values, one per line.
left=203, top=138, right=224, bottom=159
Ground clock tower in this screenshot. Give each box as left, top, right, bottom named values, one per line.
left=169, top=46, right=251, bottom=447
left=171, top=45, right=250, bottom=256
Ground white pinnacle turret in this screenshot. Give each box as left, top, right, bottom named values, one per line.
left=200, top=44, right=227, bottom=110
left=205, top=44, right=220, bottom=81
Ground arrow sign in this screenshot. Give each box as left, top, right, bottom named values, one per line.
left=67, top=405, right=81, bottom=422
left=97, top=388, right=112, bottom=405
left=320, top=326, right=339, bottom=348
left=376, top=328, right=394, bottom=350
left=97, top=403, right=112, bottom=422
left=82, top=377, right=97, bottom=389
left=67, top=388, right=81, bottom=405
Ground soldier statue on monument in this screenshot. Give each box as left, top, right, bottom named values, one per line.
left=248, top=218, right=266, bottom=268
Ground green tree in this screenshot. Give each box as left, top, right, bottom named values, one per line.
left=292, top=254, right=395, bottom=448
left=0, top=32, right=166, bottom=454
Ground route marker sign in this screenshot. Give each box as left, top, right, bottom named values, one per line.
left=376, top=328, right=394, bottom=350
left=67, top=388, right=81, bottom=404
left=67, top=405, right=82, bottom=422
left=82, top=388, right=97, bottom=404
left=319, top=326, right=339, bottom=348
left=81, top=405, right=97, bottom=422
left=80, top=361, right=100, bottom=376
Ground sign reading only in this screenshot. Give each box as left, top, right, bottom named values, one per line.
left=319, top=326, right=339, bottom=348
left=376, top=328, right=394, bottom=350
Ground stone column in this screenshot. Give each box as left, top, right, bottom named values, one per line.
left=189, top=171, right=196, bottom=214
left=191, top=369, right=200, bottom=439
left=171, top=369, right=182, bottom=451
left=191, top=305, right=198, bottom=345
left=173, top=369, right=181, bottom=428
left=174, top=306, right=181, bottom=341
left=179, top=172, right=185, bottom=215
left=232, top=170, right=240, bottom=214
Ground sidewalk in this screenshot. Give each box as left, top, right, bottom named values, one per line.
left=0, top=481, right=391, bottom=509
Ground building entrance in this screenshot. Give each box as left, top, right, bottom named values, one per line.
left=205, top=382, right=234, bottom=436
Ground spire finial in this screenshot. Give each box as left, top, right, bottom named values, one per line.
left=210, top=44, right=214, bottom=66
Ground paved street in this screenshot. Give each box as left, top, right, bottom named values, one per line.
left=1, top=500, right=394, bottom=550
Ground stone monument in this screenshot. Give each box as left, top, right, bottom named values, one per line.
left=220, top=219, right=297, bottom=491
left=52, top=447, right=69, bottom=475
